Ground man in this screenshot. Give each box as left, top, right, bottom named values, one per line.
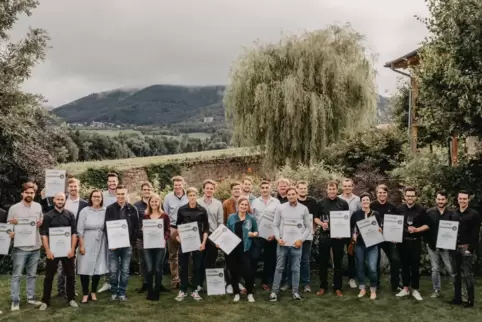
left=197, top=179, right=223, bottom=291
left=104, top=185, right=140, bottom=301
left=276, top=178, right=290, bottom=204
left=269, top=187, right=310, bottom=301
left=395, top=187, right=429, bottom=301
left=39, top=192, right=78, bottom=310
left=7, top=182, right=44, bottom=311
left=251, top=181, right=281, bottom=291
left=450, top=190, right=481, bottom=308
left=241, top=177, right=256, bottom=205
left=370, top=184, right=401, bottom=292
left=133, top=182, right=153, bottom=293
left=315, top=180, right=349, bottom=297
left=163, top=176, right=188, bottom=289
left=174, top=187, right=209, bottom=301
left=426, top=191, right=456, bottom=298
left=338, top=178, right=360, bottom=289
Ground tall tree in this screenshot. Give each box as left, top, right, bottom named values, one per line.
left=224, top=25, right=377, bottom=167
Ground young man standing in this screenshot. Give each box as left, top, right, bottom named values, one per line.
left=396, top=187, right=429, bottom=301
left=241, top=177, right=256, bottom=205
left=450, top=190, right=481, bottom=308
left=104, top=185, right=140, bottom=301
left=269, top=187, right=310, bottom=301
left=163, top=176, right=188, bottom=289
left=8, top=182, right=44, bottom=311
left=174, top=187, right=209, bottom=301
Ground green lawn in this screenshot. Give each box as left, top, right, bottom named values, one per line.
left=80, top=129, right=143, bottom=137
left=0, top=274, right=480, bottom=321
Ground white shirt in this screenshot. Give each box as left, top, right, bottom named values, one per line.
left=65, top=196, right=80, bottom=218
left=251, top=196, right=280, bottom=224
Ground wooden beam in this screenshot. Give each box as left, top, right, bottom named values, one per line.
left=410, top=77, right=418, bottom=153
left=451, top=136, right=458, bottom=166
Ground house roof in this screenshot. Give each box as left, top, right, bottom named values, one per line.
left=384, top=48, right=421, bottom=69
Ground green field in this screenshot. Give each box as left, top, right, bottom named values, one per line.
left=0, top=274, right=479, bottom=321
left=81, top=129, right=212, bottom=141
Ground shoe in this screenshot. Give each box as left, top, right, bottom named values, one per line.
left=431, top=290, right=440, bottom=298
left=75, top=291, right=78, bottom=297
left=280, top=284, right=290, bottom=291
left=98, top=282, right=111, bottom=293
left=247, top=294, right=255, bottom=302
left=392, top=286, right=403, bottom=293
left=261, top=284, right=270, bottom=291
left=448, top=299, right=463, bottom=305
left=348, top=279, right=357, bottom=289
left=175, top=291, right=186, bottom=302
left=81, top=295, right=89, bottom=304
left=11, top=301, right=19, bottom=311
left=110, top=295, right=118, bottom=301
left=412, top=290, right=423, bottom=301
left=27, top=299, right=42, bottom=306
left=396, top=289, right=410, bottom=297
left=335, top=290, right=343, bottom=297
left=269, top=292, right=277, bottom=302
left=238, top=283, right=246, bottom=291
left=89, top=293, right=97, bottom=301
left=159, top=285, right=169, bottom=292
left=233, top=294, right=240, bottom=302
left=464, top=301, right=474, bottom=308
left=39, top=303, right=48, bottom=311
left=226, top=284, right=233, bottom=294
left=357, top=289, right=366, bottom=298
left=196, top=286, right=203, bottom=292
left=118, top=295, right=127, bottom=302
left=137, top=284, right=148, bottom=293
left=191, top=291, right=202, bottom=301
left=316, top=289, right=326, bottom=296
left=292, top=293, right=302, bottom=300
left=304, top=285, right=311, bottom=293
left=370, top=292, right=377, bottom=300
left=69, top=300, right=79, bottom=308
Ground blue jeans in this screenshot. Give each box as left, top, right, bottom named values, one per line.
left=108, top=247, right=132, bottom=297
left=272, top=245, right=302, bottom=294
left=285, top=240, right=312, bottom=287
left=426, top=246, right=454, bottom=291
left=143, top=248, right=166, bottom=295
left=11, top=248, right=40, bottom=303
left=355, top=243, right=378, bottom=290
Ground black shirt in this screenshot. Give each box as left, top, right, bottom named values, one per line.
left=397, top=203, right=429, bottom=239
left=351, top=209, right=382, bottom=246
left=455, top=207, right=481, bottom=251
left=277, top=193, right=288, bottom=204
left=105, top=202, right=140, bottom=246
left=40, top=208, right=77, bottom=236
left=370, top=200, right=398, bottom=225
left=426, top=207, right=456, bottom=249
left=133, top=200, right=148, bottom=218
left=317, top=197, right=349, bottom=236
left=298, top=197, right=320, bottom=217
left=175, top=203, right=209, bottom=239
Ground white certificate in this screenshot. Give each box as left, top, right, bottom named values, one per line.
left=0, top=224, right=13, bottom=255
left=383, top=214, right=404, bottom=243
left=49, top=227, right=71, bottom=258
left=206, top=268, right=226, bottom=296
left=14, top=216, right=37, bottom=248
left=356, top=216, right=384, bottom=247
left=178, top=222, right=201, bottom=253
left=436, top=220, right=459, bottom=250
left=258, top=213, right=274, bottom=240
left=209, top=224, right=241, bottom=255
left=45, top=169, right=66, bottom=197
left=143, top=219, right=165, bottom=249
left=330, top=211, right=351, bottom=238
left=106, top=220, right=131, bottom=249
left=306, top=214, right=314, bottom=241
left=282, top=219, right=303, bottom=246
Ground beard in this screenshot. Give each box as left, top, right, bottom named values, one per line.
left=55, top=202, right=65, bottom=209
left=24, top=196, right=33, bottom=203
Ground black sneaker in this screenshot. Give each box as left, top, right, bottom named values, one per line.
left=464, top=301, right=474, bottom=308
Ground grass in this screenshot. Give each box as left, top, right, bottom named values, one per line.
left=80, top=129, right=143, bottom=137
left=0, top=274, right=480, bottom=321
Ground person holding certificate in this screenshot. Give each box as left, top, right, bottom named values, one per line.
left=351, top=193, right=382, bottom=299
left=225, top=197, right=259, bottom=302
left=174, top=187, right=209, bottom=302
left=7, top=182, right=43, bottom=311
left=269, top=187, right=310, bottom=302
left=141, top=193, right=170, bottom=301
left=39, top=192, right=78, bottom=310
left=395, top=187, right=429, bottom=301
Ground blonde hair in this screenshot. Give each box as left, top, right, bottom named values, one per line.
left=277, top=178, right=290, bottom=186
left=145, top=193, right=164, bottom=217
left=171, top=176, right=185, bottom=184
left=68, top=178, right=80, bottom=185
left=186, top=187, right=199, bottom=195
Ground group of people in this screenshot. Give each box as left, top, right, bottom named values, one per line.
left=1, top=174, right=480, bottom=312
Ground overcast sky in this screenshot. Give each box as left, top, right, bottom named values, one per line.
left=10, top=0, right=429, bottom=107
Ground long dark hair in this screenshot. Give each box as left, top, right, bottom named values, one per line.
left=88, top=189, right=104, bottom=207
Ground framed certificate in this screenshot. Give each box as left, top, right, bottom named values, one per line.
left=106, top=220, right=131, bottom=249
left=14, top=216, right=37, bottom=248
left=206, top=268, right=226, bottom=296
left=282, top=219, right=303, bottom=246
left=143, top=219, right=165, bottom=249
left=330, top=211, right=351, bottom=238
left=208, top=224, right=241, bottom=255
left=45, top=169, right=66, bottom=197
left=49, top=227, right=71, bottom=258
left=356, top=216, right=384, bottom=247
left=258, top=213, right=275, bottom=240
left=436, top=220, right=459, bottom=250
left=0, top=224, right=13, bottom=255
left=383, top=214, right=404, bottom=243
left=178, top=222, right=201, bottom=253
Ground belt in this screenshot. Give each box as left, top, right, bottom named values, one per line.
left=403, top=237, right=420, bottom=241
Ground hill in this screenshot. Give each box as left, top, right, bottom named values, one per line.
left=52, top=85, right=390, bottom=125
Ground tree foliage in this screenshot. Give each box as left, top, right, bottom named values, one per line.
left=224, top=25, right=377, bottom=168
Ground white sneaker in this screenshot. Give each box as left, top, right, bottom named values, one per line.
left=39, top=303, right=48, bottom=311
left=98, top=282, right=111, bottom=293
left=226, top=284, right=233, bottom=294
left=69, top=300, right=79, bottom=308
left=11, top=302, right=19, bottom=311
left=348, top=279, right=357, bottom=289
left=247, top=294, right=255, bottom=302
left=175, top=291, right=186, bottom=301
left=304, top=285, right=311, bottom=293
left=191, top=291, right=202, bottom=301
left=233, top=294, right=240, bottom=302
left=238, top=283, right=246, bottom=291
left=27, top=299, right=42, bottom=306
left=196, top=286, right=203, bottom=292
left=412, top=290, right=423, bottom=301
left=280, top=284, right=290, bottom=291
left=396, top=289, right=410, bottom=297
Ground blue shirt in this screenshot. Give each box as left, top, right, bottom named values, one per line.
left=226, top=212, right=258, bottom=252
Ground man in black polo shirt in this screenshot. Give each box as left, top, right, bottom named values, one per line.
left=395, top=187, right=429, bottom=301
left=450, top=190, right=481, bottom=308
left=39, top=192, right=78, bottom=310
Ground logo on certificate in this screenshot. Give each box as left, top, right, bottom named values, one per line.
left=397, top=220, right=403, bottom=225
left=121, top=224, right=127, bottom=229
left=219, top=273, right=224, bottom=278
left=6, top=229, right=12, bottom=234
left=60, top=174, right=65, bottom=179
left=222, top=227, right=227, bottom=232
left=193, top=227, right=198, bottom=232
left=297, top=223, right=303, bottom=229
left=452, top=226, right=457, bottom=231
left=157, top=224, right=163, bottom=229
left=344, top=215, right=349, bottom=220
left=371, top=221, right=377, bottom=225
left=64, top=232, right=70, bottom=237
left=30, top=221, right=36, bottom=226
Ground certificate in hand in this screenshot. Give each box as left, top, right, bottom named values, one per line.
left=282, top=219, right=303, bottom=246
left=178, top=222, right=201, bottom=253
left=436, top=220, right=459, bottom=250
left=329, top=211, right=351, bottom=238
left=0, top=224, right=13, bottom=255
left=45, top=169, right=66, bottom=197
left=306, top=214, right=314, bottom=241
left=356, top=216, right=384, bottom=248
left=49, top=227, right=71, bottom=258
left=206, top=268, right=226, bottom=296
left=143, top=219, right=165, bottom=249
left=258, top=213, right=275, bottom=240
left=106, top=219, right=131, bottom=249
left=14, top=216, right=37, bottom=248
left=208, top=224, right=241, bottom=255
left=382, top=214, right=404, bottom=243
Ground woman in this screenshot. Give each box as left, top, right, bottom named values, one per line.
left=76, top=189, right=108, bottom=304
left=142, top=193, right=170, bottom=301
left=225, top=197, right=259, bottom=303
left=351, top=192, right=382, bottom=300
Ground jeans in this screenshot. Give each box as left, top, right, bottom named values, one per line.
left=318, top=236, right=344, bottom=290
left=108, top=247, right=132, bottom=297
left=453, top=247, right=475, bottom=302
left=355, top=244, right=378, bottom=290
left=136, top=239, right=147, bottom=284
left=11, top=248, right=40, bottom=302
left=377, top=241, right=401, bottom=290
left=143, top=248, right=166, bottom=296
left=397, top=238, right=422, bottom=289
left=80, top=275, right=101, bottom=295
left=426, top=245, right=454, bottom=291
left=167, top=237, right=180, bottom=287
left=42, top=257, right=75, bottom=305
left=272, top=245, right=302, bottom=294
left=227, top=246, right=254, bottom=295
left=57, top=259, right=77, bottom=295
left=286, top=240, right=312, bottom=287
left=178, top=248, right=203, bottom=293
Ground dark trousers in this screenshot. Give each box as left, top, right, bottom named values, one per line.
left=144, top=248, right=166, bottom=298
left=251, top=238, right=277, bottom=285
left=397, top=238, right=422, bottom=289
left=179, top=249, right=203, bottom=293
left=453, top=247, right=475, bottom=302
left=377, top=241, right=401, bottom=290
left=42, top=257, right=75, bottom=305
left=200, top=237, right=218, bottom=287
left=318, top=237, right=344, bottom=290
left=345, top=239, right=356, bottom=279
left=136, top=239, right=147, bottom=285
left=227, top=247, right=254, bottom=295
left=57, top=260, right=77, bottom=295
left=79, top=275, right=101, bottom=296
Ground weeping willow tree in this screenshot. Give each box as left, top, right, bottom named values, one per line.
left=224, top=25, right=377, bottom=168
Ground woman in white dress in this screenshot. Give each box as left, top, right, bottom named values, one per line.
left=76, top=189, right=108, bottom=304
